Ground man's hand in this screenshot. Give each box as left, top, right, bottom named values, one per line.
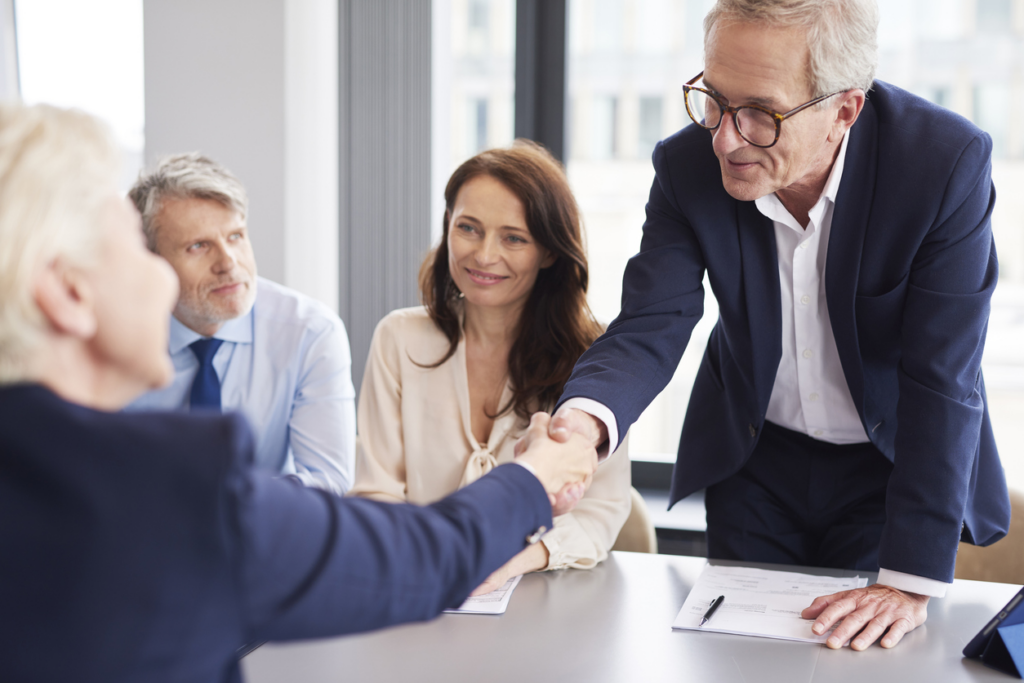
left=515, top=412, right=599, bottom=512
left=547, top=406, right=608, bottom=448
left=470, top=543, right=549, bottom=597
left=801, top=584, right=929, bottom=650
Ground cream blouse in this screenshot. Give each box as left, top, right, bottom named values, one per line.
left=349, top=307, right=632, bottom=570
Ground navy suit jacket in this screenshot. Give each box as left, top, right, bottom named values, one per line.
left=0, top=384, right=551, bottom=683
left=559, top=81, right=1009, bottom=583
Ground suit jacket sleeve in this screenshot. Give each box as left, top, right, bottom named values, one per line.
left=880, top=131, right=999, bottom=582
left=227, top=454, right=552, bottom=642
left=557, top=140, right=708, bottom=432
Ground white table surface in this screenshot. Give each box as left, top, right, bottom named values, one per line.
left=242, top=552, right=1019, bottom=683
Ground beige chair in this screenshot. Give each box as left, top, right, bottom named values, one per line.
left=611, top=487, right=659, bottom=554
left=955, top=488, right=1024, bottom=585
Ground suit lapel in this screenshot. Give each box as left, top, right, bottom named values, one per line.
left=825, top=97, right=879, bottom=414
left=736, top=199, right=783, bottom=408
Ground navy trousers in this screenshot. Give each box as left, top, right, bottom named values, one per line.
left=704, top=420, right=893, bottom=572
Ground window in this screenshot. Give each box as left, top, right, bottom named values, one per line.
left=976, top=0, right=1013, bottom=34
left=432, top=0, right=516, bottom=242
left=564, top=0, right=1024, bottom=487
left=638, top=96, right=663, bottom=160
left=14, top=0, right=144, bottom=192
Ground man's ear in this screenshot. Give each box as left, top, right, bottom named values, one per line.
left=830, top=89, right=866, bottom=143
left=33, top=258, right=97, bottom=339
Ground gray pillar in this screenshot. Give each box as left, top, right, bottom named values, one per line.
left=339, top=0, right=432, bottom=391
left=514, top=0, right=567, bottom=161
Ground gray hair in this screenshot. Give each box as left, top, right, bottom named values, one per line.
left=704, top=0, right=879, bottom=97
left=129, top=153, right=248, bottom=250
left=0, top=103, right=120, bottom=382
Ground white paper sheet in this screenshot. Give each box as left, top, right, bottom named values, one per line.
left=444, top=574, right=523, bottom=615
left=672, top=564, right=868, bottom=643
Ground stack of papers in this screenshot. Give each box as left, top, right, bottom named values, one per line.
left=445, top=575, right=523, bottom=615
left=672, top=565, right=868, bottom=643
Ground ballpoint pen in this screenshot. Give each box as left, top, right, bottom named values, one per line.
left=699, top=595, right=725, bottom=628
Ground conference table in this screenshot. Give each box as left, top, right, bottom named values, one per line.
left=242, top=552, right=1019, bottom=683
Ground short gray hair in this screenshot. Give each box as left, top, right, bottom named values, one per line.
left=129, top=153, right=248, bottom=250
left=0, top=103, right=120, bottom=382
left=704, top=0, right=879, bottom=97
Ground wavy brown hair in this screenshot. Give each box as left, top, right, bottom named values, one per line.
left=419, top=139, right=602, bottom=420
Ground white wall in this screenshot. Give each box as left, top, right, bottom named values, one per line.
left=143, top=0, right=338, bottom=310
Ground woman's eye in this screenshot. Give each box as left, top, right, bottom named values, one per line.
left=507, top=235, right=526, bottom=244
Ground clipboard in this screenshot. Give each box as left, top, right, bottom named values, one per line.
left=964, top=587, right=1024, bottom=677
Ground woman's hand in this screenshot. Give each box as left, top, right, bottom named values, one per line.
left=470, top=543, right=550, bottom=596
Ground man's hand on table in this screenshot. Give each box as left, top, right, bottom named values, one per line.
left=802, top=583, right=930, bottom=650
left=514, top=412, right=598, bottom=515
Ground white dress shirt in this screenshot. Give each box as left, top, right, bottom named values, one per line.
left=128, top=277, right=356, bottom=495
left=566, top=132, right=949, bottom=597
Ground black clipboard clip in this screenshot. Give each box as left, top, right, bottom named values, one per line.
left=964, top=587, right=1024, bottom=677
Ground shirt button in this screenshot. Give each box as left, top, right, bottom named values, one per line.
left=802, top=349, right=814, bottom=359
left=800, top=295, right=811, bottom=305
left=809, top=393, right=819, bottom=402
left=814, top=429, right=824, bottom=436
left=799, top=242, right=809, bottom=250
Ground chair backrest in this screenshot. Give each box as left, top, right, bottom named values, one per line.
left=955, top=488, right=1024, bottom=585
left=611, top=487, right=658, bottom=554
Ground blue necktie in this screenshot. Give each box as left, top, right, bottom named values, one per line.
left=188, top=338, right=224, bottom=411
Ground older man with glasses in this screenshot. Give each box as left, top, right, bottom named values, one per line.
left=551, top=0, right=1009, bottom=651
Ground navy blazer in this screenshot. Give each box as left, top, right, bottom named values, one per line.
left=559, top=81, right=1009, bottom=583
left=0, top=384, right=551, bottom=683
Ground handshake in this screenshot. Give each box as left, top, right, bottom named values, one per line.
left=514, top=408, right=610, bottom=516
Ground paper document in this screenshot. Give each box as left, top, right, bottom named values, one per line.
left=445, top=574, right=523, bottom=615
left=672, top=564, right=868, bottom=643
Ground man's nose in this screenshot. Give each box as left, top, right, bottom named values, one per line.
left=712, top=112, right=748, bottom=156
left=211, top=242, right=238, bottom=272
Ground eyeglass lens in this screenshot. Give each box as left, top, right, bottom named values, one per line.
left=685, top=89, right=778, bottom=147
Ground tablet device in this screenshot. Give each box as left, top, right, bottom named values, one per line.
left=964, top=587, right=1024, bottom=677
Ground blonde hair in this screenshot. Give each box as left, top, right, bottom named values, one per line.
left=704, top=0, right=879, bottom=97
left=0, top=102, right=120, bottom=382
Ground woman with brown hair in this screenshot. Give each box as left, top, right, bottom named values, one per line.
left=349, top=140, right=631, bottom=593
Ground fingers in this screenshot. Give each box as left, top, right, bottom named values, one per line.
left=514, top=412, right=553, bottom=457
left=470, top=573, right=502, bottom=597
left=549, top=408, right=575, bottom=442
left=880, top=616, right=914, bottom=648
left=551, top=481, right=586, bottom=516
left=806, top=585, right=929, bottom=651
left=549, top=407, right=602, bottom=446
left=801, top=593, right=836, bottom=620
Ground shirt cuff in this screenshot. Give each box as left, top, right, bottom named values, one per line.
left=876, top=568, right=949, bottom=598
left=558, top=397, right=619, bottom=461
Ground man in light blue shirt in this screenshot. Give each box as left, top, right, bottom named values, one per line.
left=127, top=153, right=355, bottom=494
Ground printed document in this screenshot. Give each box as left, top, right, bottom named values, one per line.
left=672, top=564, right=868, bottom=643
left=445, top=574, right=523, bottom=615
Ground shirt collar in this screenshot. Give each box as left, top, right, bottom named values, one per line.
left=167, top=304, right=255, bottom=354
left=753, top=130, right=850, bottom=227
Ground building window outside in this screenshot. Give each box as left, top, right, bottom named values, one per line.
left=566, top=0, right=1024, bottom=492
left=638, top=96, right=663, bottom=161
left=432, top=0, right=515, bottom=243
left=14, top=0, right=145, bottom=192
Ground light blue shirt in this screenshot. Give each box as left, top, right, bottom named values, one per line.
left=128, top=277, right=356, bottom=494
